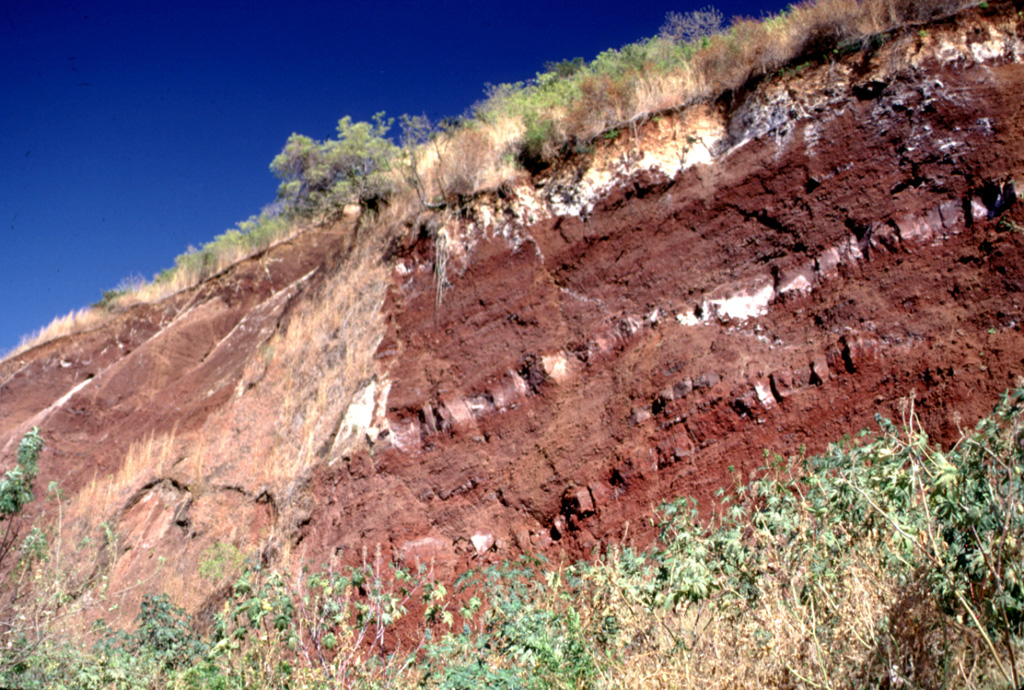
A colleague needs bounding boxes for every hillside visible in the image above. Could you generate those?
[2,1,1024,686]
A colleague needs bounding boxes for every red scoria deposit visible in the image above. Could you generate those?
[2,1,1023,627]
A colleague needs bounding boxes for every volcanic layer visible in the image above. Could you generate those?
[1,2,1023,623]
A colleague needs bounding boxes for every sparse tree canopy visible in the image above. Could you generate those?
[660,6,724,45]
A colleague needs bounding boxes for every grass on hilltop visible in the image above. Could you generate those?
[2,0,981,361]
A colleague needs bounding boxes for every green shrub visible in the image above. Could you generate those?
[420,391,1024,688]
[423,556,598,689]
[148,206,292,290]
[101,594,208,669]
[6,391,1024,688]
[0,428,43,568]
[520,115,558,171]
[542,57,584,80]
[270,112,399,220]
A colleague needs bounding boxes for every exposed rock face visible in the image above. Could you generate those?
[2,3,1024,622]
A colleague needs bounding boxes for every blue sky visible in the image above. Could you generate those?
[1,0,783,354]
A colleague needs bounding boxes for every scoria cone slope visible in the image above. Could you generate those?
[2,2,1023,624]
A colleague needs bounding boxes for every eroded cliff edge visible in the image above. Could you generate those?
[1,2,1023,623]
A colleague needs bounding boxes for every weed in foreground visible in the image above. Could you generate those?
[5,389,1024,687]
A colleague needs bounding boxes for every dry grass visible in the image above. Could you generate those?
[399,0,976,185]
[72,429,181,527]
[405,120,522,206]
[114,220,309,310]
[3,307,111,360]
[118,430,179,486]
[487,534,1006,690]
[632,66,699,119]
[248,215,393,485]
[431,392,1024,688]
[0,4,1010,686]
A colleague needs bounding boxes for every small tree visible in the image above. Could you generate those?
[399,114,451,209]
[270,112,399,221]
[268,133,320,208]
[660,6,724,46]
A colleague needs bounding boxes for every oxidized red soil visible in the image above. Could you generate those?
[303,5,1024,571]
[1,1,1023,626]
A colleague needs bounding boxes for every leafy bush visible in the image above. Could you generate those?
[207,547,430,688]
[6,391,1024,688]
[422,557,598,690]
[85,594,210,688]
[0,428,43,568]
[520,115,559,171]
[542,57,584,80]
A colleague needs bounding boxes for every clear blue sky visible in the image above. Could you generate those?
[1,0,783,355]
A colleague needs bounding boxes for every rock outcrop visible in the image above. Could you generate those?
[1,2,1023,625]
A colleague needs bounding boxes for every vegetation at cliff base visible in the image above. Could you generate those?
[4,389,1024,688]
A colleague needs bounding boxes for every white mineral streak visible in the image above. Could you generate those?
[541,352,571,384]
[704,282,775,322]
[754,381,775,409]
[332,379,377,452]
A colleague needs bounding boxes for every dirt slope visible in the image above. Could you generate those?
[1,2,1023,624]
